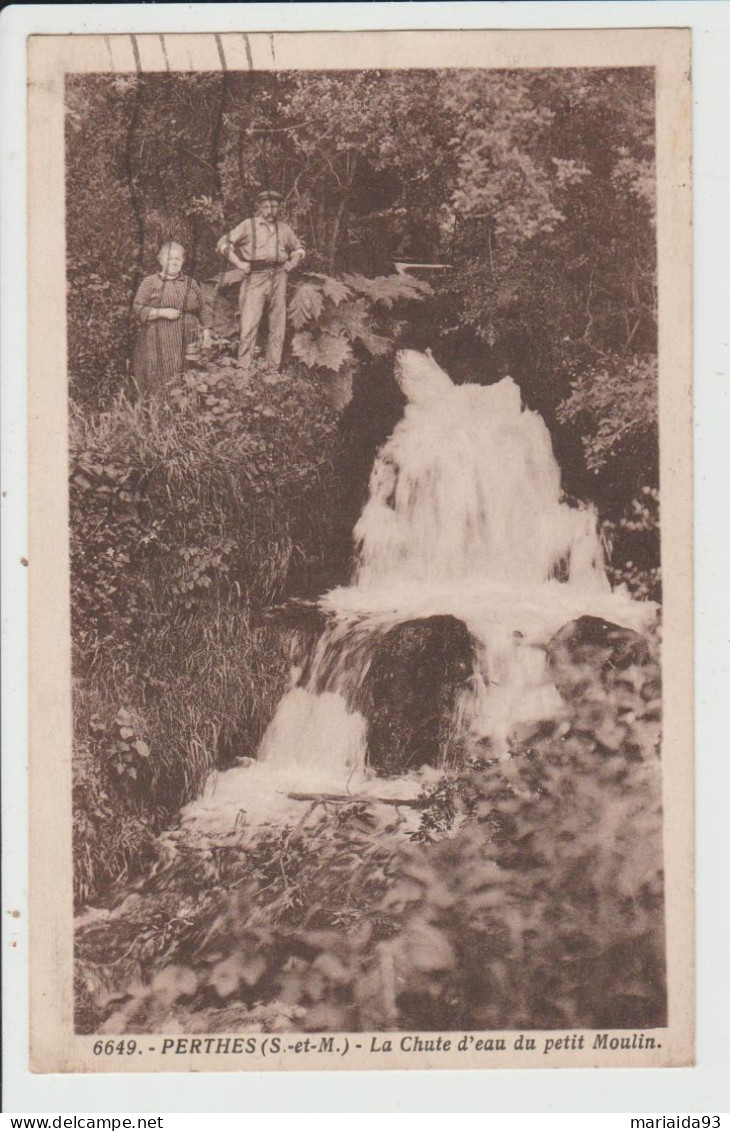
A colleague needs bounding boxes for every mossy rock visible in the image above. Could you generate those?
[361,615,475,774]
[547,615,652,700]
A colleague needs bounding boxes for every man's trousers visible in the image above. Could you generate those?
[237,267,288,369]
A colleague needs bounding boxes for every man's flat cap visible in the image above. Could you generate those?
[256,189,283,204]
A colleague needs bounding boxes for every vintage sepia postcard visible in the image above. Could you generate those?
[27,26,692,1074]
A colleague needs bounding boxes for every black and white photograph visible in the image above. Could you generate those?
[24,27,693,1074]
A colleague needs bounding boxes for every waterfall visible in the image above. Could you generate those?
[255,350,653,784]
[354,355,608,591]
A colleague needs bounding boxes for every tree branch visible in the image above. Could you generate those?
[247,120,322,135]
[285,791,425,808]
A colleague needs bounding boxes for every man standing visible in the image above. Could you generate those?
[216,190,305,373]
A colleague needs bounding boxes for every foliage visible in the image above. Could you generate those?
[602,487,661,601]
[66,67,655,378]
[201,268,432,376]
[216,70,457,274]
[65,79,140,405]
[556,354,658,475]
[432,69,658,539]
[70,363,341,903]
[438,69,656,371]
[556,354,660,599]
[289,272,431,373]
[73,727,158,907]
[77,638,664,1034]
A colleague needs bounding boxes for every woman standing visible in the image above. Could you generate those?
[132,242,212,396]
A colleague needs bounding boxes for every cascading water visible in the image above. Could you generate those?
[259,350,652,776]
[182,350,654,834]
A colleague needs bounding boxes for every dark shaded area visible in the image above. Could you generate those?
[327,357,407,584]
[361,615,476,773]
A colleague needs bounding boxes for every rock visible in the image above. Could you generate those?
[262,601,333,681]
[547,615,652,699]
[263,600,327,634]
[360,615,475,774]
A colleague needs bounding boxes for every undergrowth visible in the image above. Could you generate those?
[71,362,340,905]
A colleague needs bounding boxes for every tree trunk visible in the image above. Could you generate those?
[327,155,358,273]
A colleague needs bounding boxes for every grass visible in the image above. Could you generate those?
[70,361,341,905]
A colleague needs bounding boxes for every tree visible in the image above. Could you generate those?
[217,70,457,273]
[434,69,656,406]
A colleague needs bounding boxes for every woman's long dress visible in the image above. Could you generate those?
[132,273,212,395]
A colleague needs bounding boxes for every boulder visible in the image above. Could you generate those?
[361,615,475,774]
[547,615,652,699]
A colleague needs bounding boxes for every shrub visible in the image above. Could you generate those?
[393,646,664,1031]
[67,269,135,409]
[288,272,432,373]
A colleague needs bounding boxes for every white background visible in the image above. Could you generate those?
[2,1,729,1115]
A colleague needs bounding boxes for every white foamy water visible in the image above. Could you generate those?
[258,688,366,784]
[183,350,656,835]
[355,365,608,593]
[178,738,437,841]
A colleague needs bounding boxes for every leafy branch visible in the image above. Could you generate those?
[287,271,432,374]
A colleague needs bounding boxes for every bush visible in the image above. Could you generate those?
[67,269,136,409]
[393,646,664,1031]
[288,272,432,373]
[70,361,340,904]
